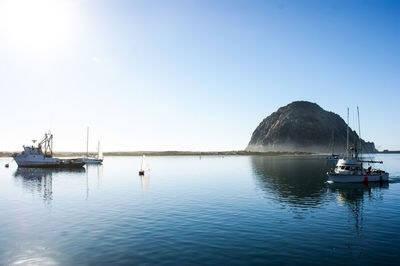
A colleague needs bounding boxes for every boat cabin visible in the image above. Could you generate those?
[22,146,42,155]
[334,159,362,174]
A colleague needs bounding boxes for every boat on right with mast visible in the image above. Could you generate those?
[83,127,103,165]
[327,107,389,183]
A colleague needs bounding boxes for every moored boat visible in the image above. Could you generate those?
[83,127,103,165]
[12,132,86,168]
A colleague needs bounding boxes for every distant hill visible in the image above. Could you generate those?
[246,101,377,153]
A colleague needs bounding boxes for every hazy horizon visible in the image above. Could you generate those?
[1,0,399,152]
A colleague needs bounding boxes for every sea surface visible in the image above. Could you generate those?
[1,154,400,265]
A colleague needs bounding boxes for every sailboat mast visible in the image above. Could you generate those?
[357,106,361,158]
[86,127,89,158]
[346,108,349,158]
[141,155,145,171]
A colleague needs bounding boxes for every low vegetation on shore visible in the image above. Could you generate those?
[0,151,312,157]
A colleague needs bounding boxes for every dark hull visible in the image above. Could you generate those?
[17,162,86,168]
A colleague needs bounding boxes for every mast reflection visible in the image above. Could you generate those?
[85,164,103,199]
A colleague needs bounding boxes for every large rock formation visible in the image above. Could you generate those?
[246,101,377,153]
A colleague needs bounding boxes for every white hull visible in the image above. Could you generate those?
[327,172,389,183]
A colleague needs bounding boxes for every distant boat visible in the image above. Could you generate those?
[12,132,86,168]
[139,155,150,175]
[327,107,389,183]
[326,154,339,161]
[326,130,339,161]
[83,127,103,165]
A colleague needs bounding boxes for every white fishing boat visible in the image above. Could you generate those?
[83,127,103,164]
[12,132,86,168]
[327,108,389,183]
[328,157,388,183]
[139,155,150,175]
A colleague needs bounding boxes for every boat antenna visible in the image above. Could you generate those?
[50,132,53,157]
[346,107,349,158]
[86,126,89,158]
[357,106,361,159]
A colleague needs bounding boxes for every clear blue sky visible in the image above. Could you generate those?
[0,0,399,151]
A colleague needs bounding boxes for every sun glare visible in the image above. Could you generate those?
[0,0,74,52]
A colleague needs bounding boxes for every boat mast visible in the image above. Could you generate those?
[86,127,89,158]
[39,132,53,157]
[346,108,349,158]
[50,133,53,157]
[357,106,361,160]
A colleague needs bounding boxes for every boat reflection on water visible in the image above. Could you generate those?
[13,167,85,202]
[329,182,389,225]
[251,156,330,210]
[328,182,389,256]
[140,175,150,193]
[328,182,389,205]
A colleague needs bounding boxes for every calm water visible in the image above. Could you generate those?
[1,155,400,265]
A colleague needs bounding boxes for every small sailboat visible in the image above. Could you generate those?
[139,155,150,175]
[83,127,103,164]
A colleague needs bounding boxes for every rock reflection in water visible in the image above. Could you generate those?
[251,156,330,209]
[13,167,85,202]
